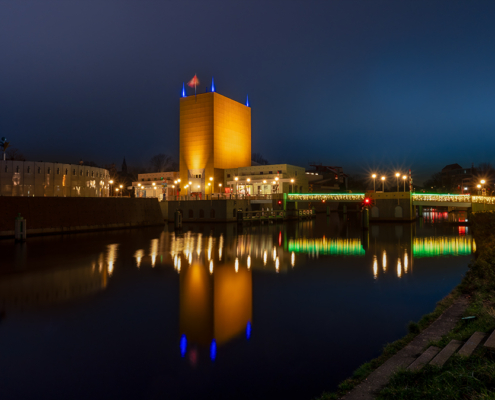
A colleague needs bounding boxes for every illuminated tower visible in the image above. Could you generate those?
[179,91,251,195]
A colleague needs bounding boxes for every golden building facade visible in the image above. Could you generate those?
[179,92,251,195]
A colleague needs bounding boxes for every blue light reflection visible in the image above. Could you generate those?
[211,77,215,92]
[182,83,186,98]
[246,94,250,107]
[210,339,217,361]
[180,334,187,357]
[246,321,252,340]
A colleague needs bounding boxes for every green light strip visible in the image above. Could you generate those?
[412,237,472,257]
[288,238,365,256]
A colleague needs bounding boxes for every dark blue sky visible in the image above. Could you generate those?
[1,1,495,183]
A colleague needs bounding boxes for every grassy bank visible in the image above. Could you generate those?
[375,211,495,399]
[316,211,495,400]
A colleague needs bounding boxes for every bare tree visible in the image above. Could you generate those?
[252,152,270,165]
[149,154,177,172]
[6,147,25,161]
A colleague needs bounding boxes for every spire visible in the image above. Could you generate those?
[182,82,186,98]
[122,157,128,174]
[246,94,250,107]
[211,77,215,92]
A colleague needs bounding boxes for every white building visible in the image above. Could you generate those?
[132,171,179,201]
[0,160,110,197]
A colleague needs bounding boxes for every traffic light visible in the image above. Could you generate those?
[362,197,372,209]
[277,200,282,205]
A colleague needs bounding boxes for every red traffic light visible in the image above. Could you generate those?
[277,200,282,205]
[364,198,371,204]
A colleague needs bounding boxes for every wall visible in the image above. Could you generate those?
[0,160,109,197]
[0,197,163,237]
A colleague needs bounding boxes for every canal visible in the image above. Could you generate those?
[0,211,472,400]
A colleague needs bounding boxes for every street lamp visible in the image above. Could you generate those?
[381,176,385,192]
[109,179,114,196]
[371,174,376,192]
[395,173,400,192]
[290,178,294,193]
[402,175,407,192]
[119,184,123,197]
[234,176,238,195]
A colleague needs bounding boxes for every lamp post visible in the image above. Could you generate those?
[402,175,407,192]
[263,180,267,195]
[119,184,123,197]
[218,183,222,197]
[395,173,400,192]
[115,188,119,196]
[381,176,385,192]
[371,174,376,192]
[477,184,481,195]
[275,176,279,194]
[290,178,294,193]
[209,177,213,195]
[247,178,251,196]
[109,180,114,197]
[481,179,486,195]
[234,176,238,196]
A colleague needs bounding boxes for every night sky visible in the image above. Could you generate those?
[2,1,495,183]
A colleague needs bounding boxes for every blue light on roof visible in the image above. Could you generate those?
[211,77,215,92]
[246,94,250,107]
[210,339,217,361]
[180,334,187,357]
[182,82,186,98]
[246,321,252,340]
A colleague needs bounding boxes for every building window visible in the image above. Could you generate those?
[16,166,20,173]
[227,174,231,178]
[260,172,263,175]
[27,166,31,173]
[141,179,144,181]
[65,169,68,175]
[278,170,282,174]
[199,209,204,218]
[73,169,76,175]
[86,171,89,177]
[269,171,273,174]
[188,209,194,218]
[48,168,51,174]
[92,171,94,177]
[80,170,83,176]
[4,166,7,173]
[56,168,60,174]
[295,171,297,176]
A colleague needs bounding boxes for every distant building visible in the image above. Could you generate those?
[441,163,475,192]
[131,171,179,201]
[305,164,347,192]
[224,164,308,195]
[0,160,110,197]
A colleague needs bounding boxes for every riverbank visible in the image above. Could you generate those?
[317,211,495,400]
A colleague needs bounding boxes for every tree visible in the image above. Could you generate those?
[252,152,270,165]
[149,154,177,172]
[5,147,25,161]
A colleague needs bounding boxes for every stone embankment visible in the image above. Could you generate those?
[0,197,164,237]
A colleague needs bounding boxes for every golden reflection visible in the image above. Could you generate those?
[404,251,409,273]
[247,255,251,269]
[263,250,267,266]
[219,234,224,261]
[196,233,202,256]
[177,257,181,273]
[382,250,387,272]
[275,257,280,273]
[397,258,402,278]
[373,255,378,279]
[134,249,144,268]
[291,251,295,267]
[209,260,213,274]
[235,258,239,273]
[106,244,118,276]
[413,236,472,257]
[150,239,158,267]
[188,252,192,265]
[273,247,277,261]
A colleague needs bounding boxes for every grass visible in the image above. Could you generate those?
[375,210,495,400]
[316,211,495,400]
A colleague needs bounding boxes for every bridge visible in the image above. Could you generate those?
[287,193,495,208]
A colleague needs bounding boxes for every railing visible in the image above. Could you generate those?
[412,194,471,203]
[472,196,495,204]
[166,193,283,201]
[242,210,286,221]
[288,193,365,202]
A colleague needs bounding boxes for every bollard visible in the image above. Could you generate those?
[15,213,26,242]
[362,207,369,230]
[174,209,182,229]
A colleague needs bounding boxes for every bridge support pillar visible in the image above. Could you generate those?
[326,205,330,216]
[343,205,347,215]
[418,205,423,217]
[362,207,369,230]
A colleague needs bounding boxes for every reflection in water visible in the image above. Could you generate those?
[382,251,387,272]
[134,249,144,267]
[373,255,378,279]
[413,236,472,257]
[291,252,295,267]
[404,251,409,273]
[288,238,365,256]
[397,258,402,278]
[106,244,118,276]
[150,239,158,266]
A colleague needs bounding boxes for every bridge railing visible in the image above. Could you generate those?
[472,196,495,204]
[412,194,471,203]
[288,193,365,202]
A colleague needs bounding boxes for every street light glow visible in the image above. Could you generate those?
[481,179,486,184]
[290,179,294,183]
[234,177,238,181]
[381,176,385,181]
[109,180,114,184]
[247,178,251,182]
[395,172,400,177]
[371,174,376,179]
